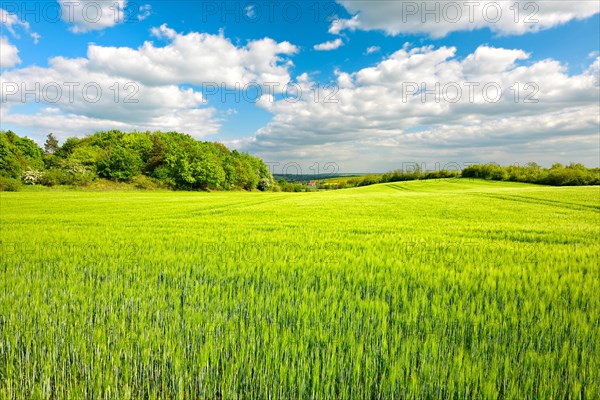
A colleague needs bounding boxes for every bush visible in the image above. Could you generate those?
[257,177,272,191]
[0,177,21,191]
[22,168,43,185]
[38,168,65,186]
[62,161,95,186]
[38,163,95,187]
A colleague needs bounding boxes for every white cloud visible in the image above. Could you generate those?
[296,73,311,83]
[589,57,600,87]
[328,15,360,35]
[0,26,298,140]
[365,46,380,55]
[2,107,220,144]
[138,4,152,21]
[0,7,41,44]
[0,8,29,68]
[314,38,344,51]
[91,24,297,89]
[30,32,41,44]
[0,36,20,68]
[58,0,125,33]
[57,1,152,33]
[332,1,600,38]
[462,47,529,75]
[0,57,219,139]
[150,23,176,40]
[0,8,29,37]
[237,45,600,170]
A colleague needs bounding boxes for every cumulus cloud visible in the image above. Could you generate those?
[57,0,124,33]
[0,26,298,140]
[314,38,344,51]
[0,36,20,68]
[331,1,600,38]
[90,24,297,89]
[57,0,152,33]
[0,57,218,139]
[328,15,360,35]
[236,44,600,170]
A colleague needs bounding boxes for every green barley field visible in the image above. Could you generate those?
[1,179,599,399]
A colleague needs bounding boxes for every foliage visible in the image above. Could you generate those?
[0,176,21,191]
[38,168,65,187]
[61,160,95,186]
[317,162,598,190]
[462,162,600,186]
[1,130,273,191]
[97,146,143,181]
[320,168,461,190]
[21,168,43,185]
[44,133,59,155]
[277,178,307,192]
[0,131,44,179]
[257,177,272,191]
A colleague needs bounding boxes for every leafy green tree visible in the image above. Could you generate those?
[232,154,259,190]
[192,157,226,190]
[56,137,82,158]
[0,132,23,178]
[97,146,142,181]
[0,131,44,178]
[145,134,167,174]
[70,145,102,168]
[44,133,59,155]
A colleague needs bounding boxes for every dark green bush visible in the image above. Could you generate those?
[0,177,21,191]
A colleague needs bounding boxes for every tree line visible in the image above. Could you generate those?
[461,162,599,186]
[0,130,274,191]
[1,130,597,191]
[316,163,599,189]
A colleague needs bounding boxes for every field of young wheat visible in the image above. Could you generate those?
[1,179,599,399]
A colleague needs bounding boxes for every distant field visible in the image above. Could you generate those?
[1,179,599,398]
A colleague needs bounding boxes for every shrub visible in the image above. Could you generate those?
[257,178,272,191]
[38,168,65,186]
[62,161,95,186]
[0,177,21,191]
[22,168,43,185]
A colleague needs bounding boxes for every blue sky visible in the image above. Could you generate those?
[1,1,599,171]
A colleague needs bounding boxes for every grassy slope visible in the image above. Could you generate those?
[1,179,599,398]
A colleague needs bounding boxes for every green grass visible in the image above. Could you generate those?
[1,179,599,399]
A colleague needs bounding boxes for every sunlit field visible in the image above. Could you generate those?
[1,179,599,399]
